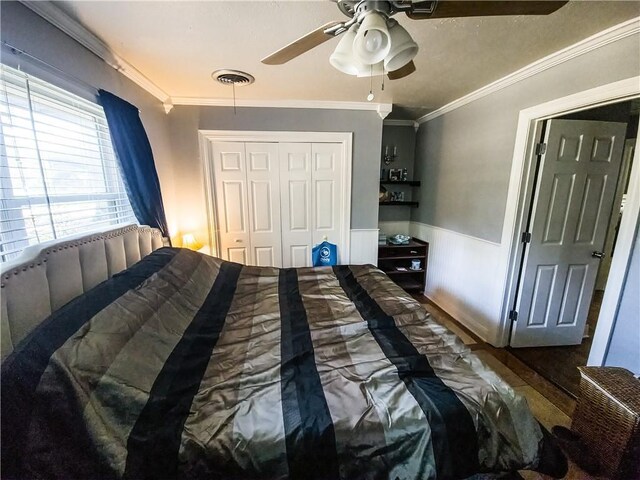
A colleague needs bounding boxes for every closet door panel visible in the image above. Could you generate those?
[280,143,312,267]
[312,143,344,262]
[288,181,309,230]
[289,245,310,268]
[211,142,252,263]
[227,247,249,265]
[315,180,334,230]
[254,246,276,267]
[246,143,282,267]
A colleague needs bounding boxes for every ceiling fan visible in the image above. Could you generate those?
[261,1,568,80]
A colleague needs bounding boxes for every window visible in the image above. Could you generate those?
[0,64,137,262]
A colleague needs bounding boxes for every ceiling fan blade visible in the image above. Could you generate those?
[261,21,343,65]
[406,1,568,19]
[387,60,416,80]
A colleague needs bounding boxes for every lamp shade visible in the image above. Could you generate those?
[329,24,362,75]
[182,233,203,251]
[384,20,419,72]
[353,12,391,65]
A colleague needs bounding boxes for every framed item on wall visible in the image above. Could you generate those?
[388,168,402,181]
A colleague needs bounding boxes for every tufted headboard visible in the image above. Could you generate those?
[0,224,166,359]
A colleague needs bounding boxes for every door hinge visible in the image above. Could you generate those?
[535,142,547,155]
[509,310,518,321]
[521,232,532,243]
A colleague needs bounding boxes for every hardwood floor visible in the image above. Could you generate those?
[506,290,603,397]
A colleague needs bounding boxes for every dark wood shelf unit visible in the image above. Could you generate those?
[379,201,419,207]
[393,279,424,292]
[380,254,424,260]
[380,180,421,187]
[385,268,425,275]
[378,238,428,293]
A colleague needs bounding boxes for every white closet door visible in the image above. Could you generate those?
[279,143,313,267]
[311,143,344,262]
[211,142,251,264]
[245,143,282,267]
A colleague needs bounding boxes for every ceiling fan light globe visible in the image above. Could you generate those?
[329,25,361,75]
[364,30,384,53]
[353,12,391,65]
[384,21,419,72]
[329,54,361,75]
[384,43,418,72]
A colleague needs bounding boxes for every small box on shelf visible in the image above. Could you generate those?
[388,168,402,181]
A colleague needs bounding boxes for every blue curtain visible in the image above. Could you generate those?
[98,90,169,238]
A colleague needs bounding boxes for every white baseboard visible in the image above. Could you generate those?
[409,221,504,344]
[349,229,379,266]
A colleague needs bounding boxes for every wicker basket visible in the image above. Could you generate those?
[571,366,640,479]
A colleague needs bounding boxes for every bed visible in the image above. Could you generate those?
[0,225,566,479]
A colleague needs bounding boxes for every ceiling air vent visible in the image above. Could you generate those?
[211,69,255,86]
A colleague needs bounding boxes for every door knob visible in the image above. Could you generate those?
[592,251,605,259]
[235,239,243,243]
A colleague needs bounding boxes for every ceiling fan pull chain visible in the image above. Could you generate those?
[367,65,374,101]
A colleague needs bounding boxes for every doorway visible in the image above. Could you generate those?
[507,100,638,396]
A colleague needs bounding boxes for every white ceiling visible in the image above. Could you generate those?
[54,1,640,118]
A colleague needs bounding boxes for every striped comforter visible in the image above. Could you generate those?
[1,248,564,479]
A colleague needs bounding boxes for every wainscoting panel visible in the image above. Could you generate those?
[349,229,380,266]
[409,222,504,344]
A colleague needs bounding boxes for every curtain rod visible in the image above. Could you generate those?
[1,41,99,96]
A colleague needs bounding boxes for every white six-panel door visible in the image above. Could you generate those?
[211,142,251,264]
[245,143,282,267]
[511,120,627,347]
[311,143,344,263]
[211,141,344,268]
[279,143,313,267]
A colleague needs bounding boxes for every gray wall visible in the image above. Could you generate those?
[168,105,383,246]
[379,125,416,223]
[605,218,640,374]
[1,2,383,248]
[0,1,176,229]
[412,33,640,242]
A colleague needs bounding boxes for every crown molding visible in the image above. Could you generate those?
[172,97,393,118]
[417,16,640,125]
[21,1,171,106]
[18,0,390,120]
[383,119,420,130]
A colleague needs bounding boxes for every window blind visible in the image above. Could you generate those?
[0,64,137,262]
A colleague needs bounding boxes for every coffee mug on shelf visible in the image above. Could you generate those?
[411,259,421,270]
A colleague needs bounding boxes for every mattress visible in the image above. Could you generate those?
[1,248,566,479]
